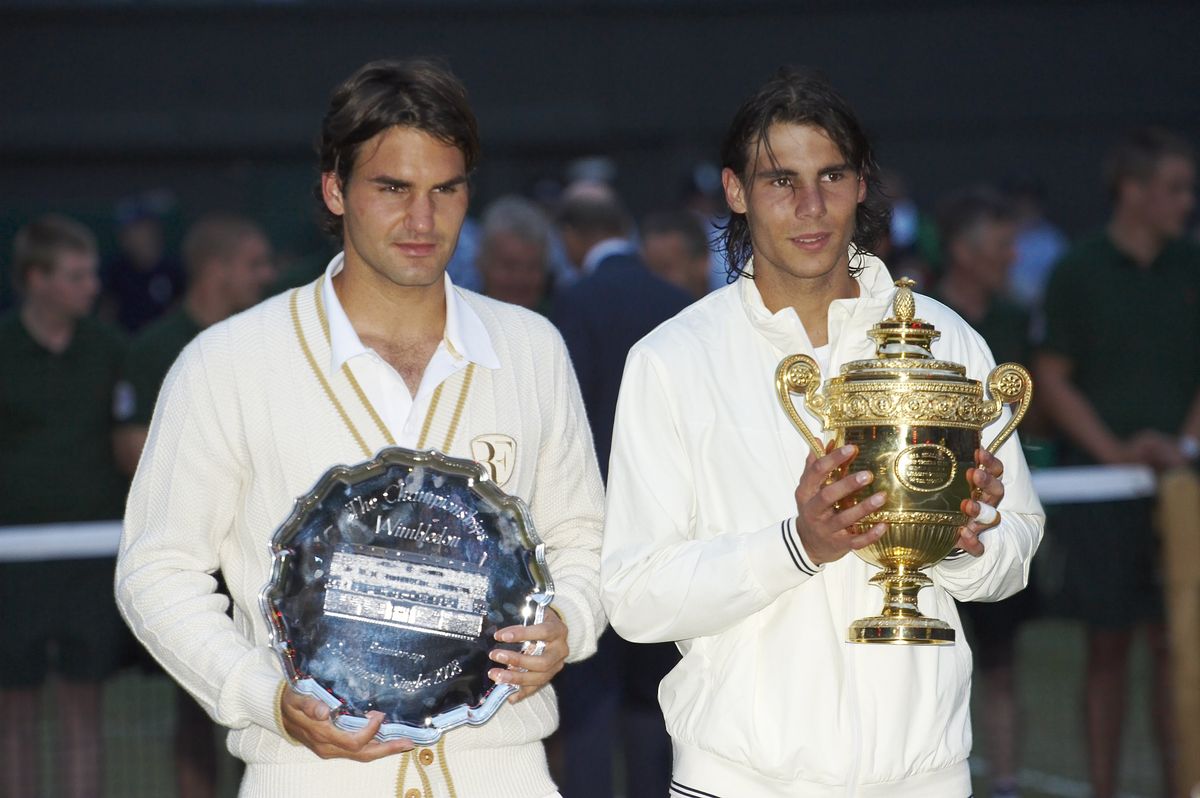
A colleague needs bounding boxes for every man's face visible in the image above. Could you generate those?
[223,233,276,311]
[558,226,589,270]
[641,231,709,297]
[28,250,100,319]
[953,219,1017,296]
[479,230,548,309]
[322,126,469,290]
[722,122,866,286]
[118,218,165,270]
[1130,155,1196,240]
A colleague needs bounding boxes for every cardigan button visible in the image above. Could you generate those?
[418,747,435,766]
[404,789,421,798]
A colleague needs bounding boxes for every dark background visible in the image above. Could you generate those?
[3,0,1198,263]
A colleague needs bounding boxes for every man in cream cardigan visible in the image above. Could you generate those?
[116,59,605,798]
[601,69,1044,797]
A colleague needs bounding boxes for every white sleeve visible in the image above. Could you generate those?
[930,330,1045,601]
[115,334,284,734]
[601,347,822,644]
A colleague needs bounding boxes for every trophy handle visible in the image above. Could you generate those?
[775,354,826,458]
[982,362,1033,454]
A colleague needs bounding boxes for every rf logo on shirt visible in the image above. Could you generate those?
[471,434,516,487]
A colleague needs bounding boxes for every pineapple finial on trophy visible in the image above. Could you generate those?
[893,277,917,322]
[868,278,940,358]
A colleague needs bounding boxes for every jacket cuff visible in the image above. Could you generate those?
[273,680,304,746]
[548,589,596,663]
[218,645,288,736]
[744,516,825,600]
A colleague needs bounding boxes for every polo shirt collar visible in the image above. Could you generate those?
[320,252,500,375]
[582,237,637,274]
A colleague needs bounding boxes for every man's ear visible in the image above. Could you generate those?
[321,172,346,217]
[722,167,747,215]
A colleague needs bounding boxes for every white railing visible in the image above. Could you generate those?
[0,465,1158,563]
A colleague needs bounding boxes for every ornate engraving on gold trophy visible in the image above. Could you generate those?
[775,278,1032,644]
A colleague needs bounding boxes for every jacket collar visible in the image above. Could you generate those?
[737,250,896,361]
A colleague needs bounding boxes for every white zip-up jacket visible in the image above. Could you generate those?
[601,255,1044,798]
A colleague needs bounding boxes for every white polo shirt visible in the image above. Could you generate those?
[320,253,500,444]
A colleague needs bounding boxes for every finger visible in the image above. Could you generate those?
[325,713,415,761]
[976,448,1004,478]
[961,497,1001,529]
[495,618,562,644]
[825,491,886,531]
[490,664,559,689]
[968,467,1004,505]
[815,469,875,509]
[844,522,887,550]
[488,646,565,673]
[973,501,999,527]
[955,524,986,556]
[342,736,416,762]
[286,692,331,723]
[508,684,543,704]
[800,444,859,492]
[342,711,387,750]
[355,739,417,761]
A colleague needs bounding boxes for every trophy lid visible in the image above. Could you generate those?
[841,278,966,380]
[867,278,939,358]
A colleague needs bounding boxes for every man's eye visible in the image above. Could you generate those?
[771,177,792,188]
[435,184,459,194]
[823,172,844,183]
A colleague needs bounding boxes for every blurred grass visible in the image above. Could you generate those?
[969,618,1162,798]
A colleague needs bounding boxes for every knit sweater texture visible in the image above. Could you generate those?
[116,278,605,798]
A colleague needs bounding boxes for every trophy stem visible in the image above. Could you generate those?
[847,565,955,645]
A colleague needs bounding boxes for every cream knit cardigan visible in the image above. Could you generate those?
[116,278,606,797]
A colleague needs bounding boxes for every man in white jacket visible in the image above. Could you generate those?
[116,59,604,798]
[601,68,1044,797]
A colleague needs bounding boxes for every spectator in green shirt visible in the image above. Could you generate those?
[933,187,1035,798]
[1036,127,1200,798]
[113,213,274,798]
[114,213,275,475]
[0,214,126,798]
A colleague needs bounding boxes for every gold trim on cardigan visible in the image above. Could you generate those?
[412,749,434,797]
[294,278,478,456]
[314,279,395,447]
[394,750,411,798]
[290,288,372,459]
[435,737,459,797]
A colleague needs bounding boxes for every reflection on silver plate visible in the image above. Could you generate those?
[261,447,553,744]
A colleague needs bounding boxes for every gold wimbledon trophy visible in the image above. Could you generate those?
[775,278,1032,645]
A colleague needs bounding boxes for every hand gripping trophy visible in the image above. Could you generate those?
[775,278,1032,644]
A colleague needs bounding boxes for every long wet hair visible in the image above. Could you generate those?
[719,67,889,281]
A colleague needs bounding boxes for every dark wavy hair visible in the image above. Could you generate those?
[719,67,889,281]
[315,58,481,239]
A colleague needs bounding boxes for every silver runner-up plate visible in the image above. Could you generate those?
[261,447,553,744]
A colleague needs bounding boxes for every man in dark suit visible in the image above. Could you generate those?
[551,184,692,798]
[554,185,694,478]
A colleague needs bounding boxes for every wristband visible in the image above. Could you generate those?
[1181,435,1200,462]
[274,681,303,746]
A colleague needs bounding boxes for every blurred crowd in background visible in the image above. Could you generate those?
[1,114,1197,798]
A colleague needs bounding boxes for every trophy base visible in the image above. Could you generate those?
[848,616,955,645]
